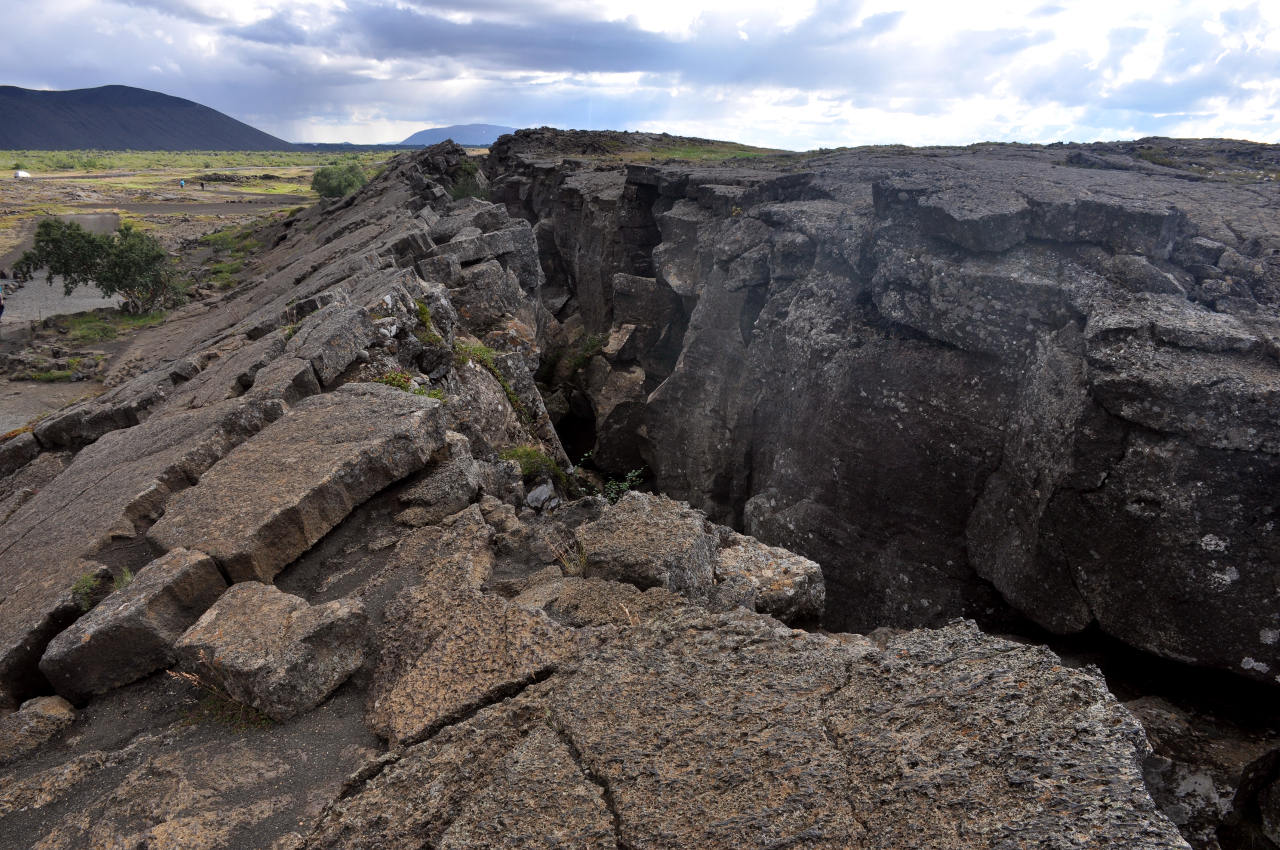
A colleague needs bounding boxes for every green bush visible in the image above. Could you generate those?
[501,445,567,488]
[603,468,645,503]
[311,163,367,198]
[14,220,178,314]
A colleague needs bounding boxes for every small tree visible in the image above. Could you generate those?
[311,163,367,198]
[14,220,178,314]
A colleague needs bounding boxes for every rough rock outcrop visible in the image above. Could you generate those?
[0,137,1229,847]
[497,133,1280,687]
[39,548,226,703]
[176,582,368,721]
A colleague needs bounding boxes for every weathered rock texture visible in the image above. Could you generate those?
[0,136,1232,847]
[176,582,368,721]
[39,548,226,703]
[492,131,1280,688]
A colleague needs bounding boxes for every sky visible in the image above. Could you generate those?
[2,0,1278,150]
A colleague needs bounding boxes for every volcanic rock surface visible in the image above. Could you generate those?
[1,132,1274,847]
[488,130,1280,690]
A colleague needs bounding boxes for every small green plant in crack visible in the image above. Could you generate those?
[414,300,444,347]
[564,333,606,373]
[500,445,568,489]
[374,368,428,395]
[282,322,300,341]
[112,568,134,593]
[426,388,446,401]
[454,341,532,424]
[71,572,101,612]
[603,468,645,504]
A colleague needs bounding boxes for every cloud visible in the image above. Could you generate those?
[0,0,1276,148]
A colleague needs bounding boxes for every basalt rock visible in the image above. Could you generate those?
[175,582,368,722]
[500,133,1280,688]
[0,138,1224,847]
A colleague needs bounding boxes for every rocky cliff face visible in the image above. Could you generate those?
[488,131,1280,693]
[0,135,1267,847]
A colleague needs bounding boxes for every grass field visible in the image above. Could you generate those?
[2,149,402,174]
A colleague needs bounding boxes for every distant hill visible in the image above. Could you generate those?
[0,85,294,151]
[400,124,517,147]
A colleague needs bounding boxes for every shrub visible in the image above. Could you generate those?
[501,445,567,488]
[311,163,367,198]
[72,572,101,612]
[603,468,645,503]
[13,220,178,314]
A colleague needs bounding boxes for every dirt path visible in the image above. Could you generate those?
[0,378,96,433]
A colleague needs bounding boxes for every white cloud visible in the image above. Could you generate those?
[0,0,1276,147]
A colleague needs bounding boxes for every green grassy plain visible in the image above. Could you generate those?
[3,149,400,174]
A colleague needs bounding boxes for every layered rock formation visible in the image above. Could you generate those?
[0,134,1268,847]
[489,131,1280,691]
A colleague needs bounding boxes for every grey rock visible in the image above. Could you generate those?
[524,482,557,510]
[39,549,227,703]
[394,431,481,527]
[149,384,445,583]
[575,491,716,596]
[0,432,39,477]
[175,582,367,721]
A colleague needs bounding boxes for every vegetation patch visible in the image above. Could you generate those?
[373,368,428,395]
[64,310,166,342]
[112,568,135,593]
[564,333,606,373]
[311,162,368,198]
[454,340,531,423]
[603,468,645,504]
[27,368,75,382]
[169,666,273,732]
[414,299,444,346]
[71,572,103,612]
[500,445,568,489]
[448,157,486,200]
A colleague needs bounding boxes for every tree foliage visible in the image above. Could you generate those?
[14,219,178,314]
[310,163,367,198]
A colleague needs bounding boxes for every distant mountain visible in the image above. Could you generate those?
[0,85,294,150]
[400,124,517,147]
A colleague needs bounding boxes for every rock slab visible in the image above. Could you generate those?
[149,383,446,582]
[175,582,368,721]
[39,548,227,703]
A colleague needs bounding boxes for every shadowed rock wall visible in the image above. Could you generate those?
[491,133,1280,688]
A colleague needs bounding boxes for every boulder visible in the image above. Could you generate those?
[39,549,227,703]
[0,696,75,766]
[0,432,39,477]
[175,582,367,721]
[575,491,716,595]
[712,530,824,624]
[149,383,446,583]
[394,431,481,527]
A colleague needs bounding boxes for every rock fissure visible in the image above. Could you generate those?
[549,721,632,850]
[3,133,1277,848]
